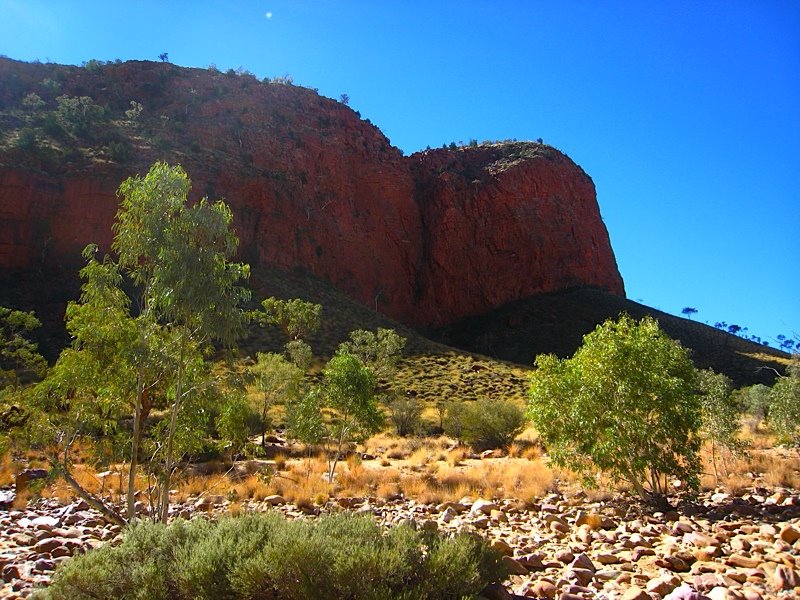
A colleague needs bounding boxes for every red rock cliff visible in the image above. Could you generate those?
[0,58,624,328]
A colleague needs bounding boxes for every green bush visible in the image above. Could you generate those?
[768,359,800,445]
[443,399,525,450]
[459,399,526,451]
[443,399,466,440]
[388,396,423,436]
[35,513,507,600]
[528,314,701,502]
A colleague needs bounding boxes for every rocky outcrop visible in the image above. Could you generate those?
[0,58,624,328]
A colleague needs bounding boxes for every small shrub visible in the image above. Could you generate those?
[13,127,37,151]
[106,141,129,163]
[460,399,526,451]
[443,399,466,441]
[36,513,507,600]
[768,359,800,445]
[388,396,423,436]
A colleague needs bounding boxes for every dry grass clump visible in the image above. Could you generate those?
[0,453,15,486]
[364,433,452,462]
[272,456,331,506]
[699,442,800,492]
[227,474,272,502]
[446,447,470,467]
[390,458,555,504]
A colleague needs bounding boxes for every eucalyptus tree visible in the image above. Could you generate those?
[114,162,250,522]
[251,352,303,447]
[24,248,157,524]
[258,297,321,369]
[320,352,383,481]
[19,163,250,524]
[528,314,702,505]
[285,352,383,481]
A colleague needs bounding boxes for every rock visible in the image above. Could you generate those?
[741,589,762,600]
[30,515,58,530]
[15,469,48,494]
[0,489,14,508]
[33,537,66,554]
[471,499,499,515]
[565,567,594,587]
[1,564,20,583]
[500,555,528,575]
[439,507,457,524]
[555,549,575,564]
[262,495,286,506]
[478,583,514,600]
[772,564,800,591]
[490,539,514,557]
[33,558,55,572]
[531,580,556,599]
[549,521,569,534]
[569,553,596,573]
[664,584,710,600]
[779,525,800,544]
[706,587,737,600]
[490,509,508,523]
[684,532,716,548]
[647,574,679,596]
[621,585,651,600]
[517,553,545,570]
[726,554,762,569]
[0,62,625,332]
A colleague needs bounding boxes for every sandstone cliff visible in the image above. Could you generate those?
[0,58,624,328]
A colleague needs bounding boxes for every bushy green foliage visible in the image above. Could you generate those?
[0,306,46,391]
[250,352,303,446]
[698,369,749,479]
[215,393,261,458]
[337,328,406,381]
[768,359,800,445]
[35,513,507,600]
[735,383,771,431]
[259,297,321,342]
[388,396,424,437]
[457,399,526,451]
[286,351,382,479]
[528,314,702,502]
[55,95,104,137]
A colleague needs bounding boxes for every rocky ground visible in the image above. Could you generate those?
[1,484,799,599]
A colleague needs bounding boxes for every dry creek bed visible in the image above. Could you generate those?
[1,485,799,599]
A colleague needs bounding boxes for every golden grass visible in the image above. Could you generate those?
[698,438,800,492]
[0,453,14,486]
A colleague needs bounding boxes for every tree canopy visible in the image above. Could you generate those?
[528,314,702,503]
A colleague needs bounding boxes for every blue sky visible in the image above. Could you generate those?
[2,0,798,346]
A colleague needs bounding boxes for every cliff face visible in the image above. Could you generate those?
[0,58,624,328]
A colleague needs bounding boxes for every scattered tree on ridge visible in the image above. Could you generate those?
[528,314,702,505]
[681,307,698,320]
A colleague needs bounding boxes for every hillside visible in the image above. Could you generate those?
[434,286,789,387]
